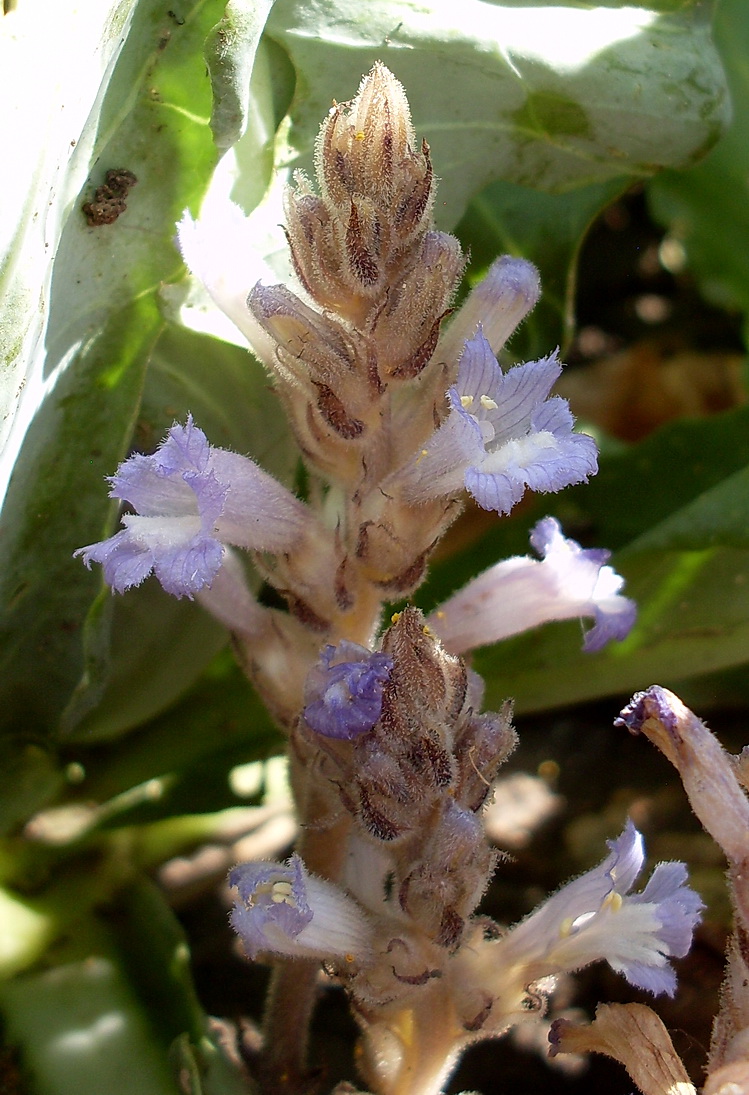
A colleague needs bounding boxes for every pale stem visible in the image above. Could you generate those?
[366,985,466,1095]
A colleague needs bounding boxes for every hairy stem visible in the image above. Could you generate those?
[258,957,320,1094]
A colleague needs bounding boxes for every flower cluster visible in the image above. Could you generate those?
[76,62,699,1095]
[230,615,700,1094]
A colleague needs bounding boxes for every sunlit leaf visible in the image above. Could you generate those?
[0,0,274,742]
[264,0,728,230]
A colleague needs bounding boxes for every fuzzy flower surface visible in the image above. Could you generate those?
[490,820,703,997]
[400,329,598,514]
[76,417,309,598]
[303,640,393,739]
[429,516,636,654]
[229,854,374,962]
[438,254,541,364]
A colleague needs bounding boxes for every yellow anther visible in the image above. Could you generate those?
[345,953,355,963]
[479,395,498,410]
[391,611,402,624]
[355,130,366,141]
[602,890,623,913]
[415,448,429,465]
[460,395,474,409]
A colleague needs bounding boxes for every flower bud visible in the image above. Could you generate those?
[373,232,464,379]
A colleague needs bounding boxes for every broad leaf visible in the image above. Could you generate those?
[648,0,749,328]
[264,0,729,229]
[0,0,273,742]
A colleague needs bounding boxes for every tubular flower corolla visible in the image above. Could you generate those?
[229,854,375,962]
[428,516,636,654]
[76,416,309,598]
[399,329,598,514]
[489,819,703,997]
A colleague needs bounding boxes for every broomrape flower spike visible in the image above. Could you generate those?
[397,328,598,514]
[76,416,310,598]
[76,60,706,1095]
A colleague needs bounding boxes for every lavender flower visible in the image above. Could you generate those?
[398,329,598,514]
[229,853,374,962]
[76,416,309,598]
[438,255,541,366]
[490,820,703,997]
[303,641,393,739]
[429,516,636,654]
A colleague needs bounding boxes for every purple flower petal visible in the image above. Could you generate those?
[303,641,393,739]
[76,416,309,599]
[428,516,636,654]
[229,855,313,959]
[399,330,598,514]
[229,854,375,962]
[493,819,703,997]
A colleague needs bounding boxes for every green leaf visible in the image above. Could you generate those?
[205,0,277,151]
[0,0,139,464]
[566,402,749,550]
[0,1,231,741]
[648,0,749,320]
[455,176,628,357]
[264,0,729,229]
[0,916,183,1095]
[65,649,280,811]
[0,298,162,739]
[108,879,206,1046]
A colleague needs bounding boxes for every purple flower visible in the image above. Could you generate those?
[399,330,598,514]
[229,854,374,961]
[438,255,541,366]
[76,416,309,598]
[428,517,636,654]
[492,820,703,997]
[303,641,393,739]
